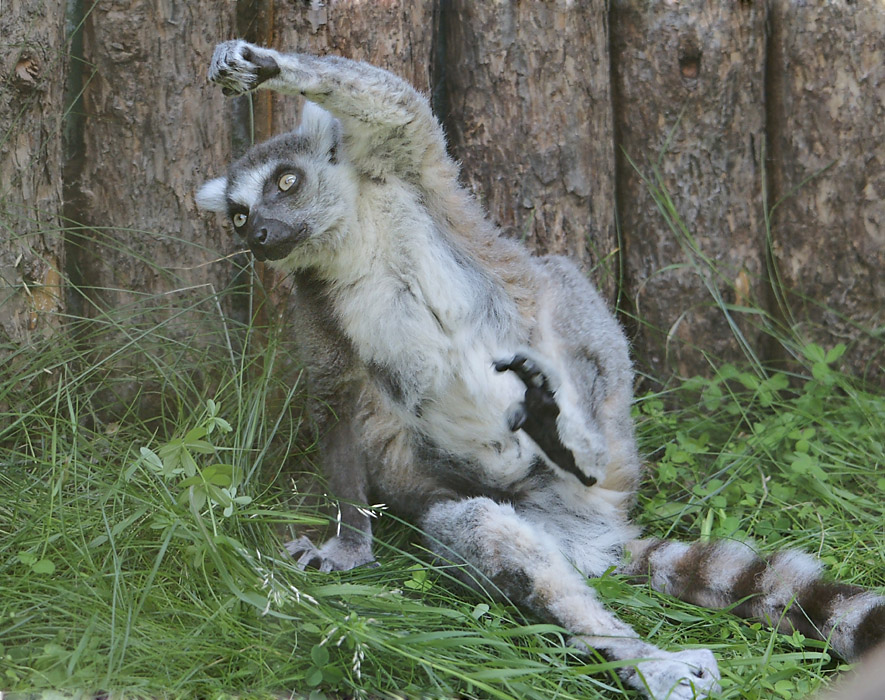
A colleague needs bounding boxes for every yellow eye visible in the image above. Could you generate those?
[233,213,247,228]
[278,173,298,191]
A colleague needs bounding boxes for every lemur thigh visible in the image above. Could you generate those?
[535,256,640,494]
[422,498,720,700]
[501,257,640,492]
[208,41,446,178]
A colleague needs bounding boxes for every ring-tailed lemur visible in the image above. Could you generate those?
[195,40,884,699]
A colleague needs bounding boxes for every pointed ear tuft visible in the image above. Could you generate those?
[195,176,229,212]
[299,101,342,162]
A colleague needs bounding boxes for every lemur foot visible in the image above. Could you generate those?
[494,354,556,431]
[629,649,721,700]
[209,40,280,96]
[571,639,720,700]
[495,354,596,487]
[285,535,376,573]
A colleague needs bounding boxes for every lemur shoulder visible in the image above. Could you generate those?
[196,40,885,700]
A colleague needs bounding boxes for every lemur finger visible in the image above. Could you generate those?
[493,356,523,373]
[241,46,280,83]
[209,41,278,95]
[494,354,550,391]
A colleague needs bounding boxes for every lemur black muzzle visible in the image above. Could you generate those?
[245,211,309,261]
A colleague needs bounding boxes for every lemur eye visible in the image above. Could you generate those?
[278,173,298,191]
[232,213,247,228]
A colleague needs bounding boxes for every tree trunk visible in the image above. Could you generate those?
[767,1,884,383]
[4,1,882,395]
[611,0,768,379]
[63,0,239,419]
[0,0,67,355]
[439,0,618,298]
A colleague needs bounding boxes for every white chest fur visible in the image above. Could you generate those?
[325,181,536,482]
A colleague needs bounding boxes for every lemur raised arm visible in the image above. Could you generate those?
[196,40,884,700]
[209,43,446,181]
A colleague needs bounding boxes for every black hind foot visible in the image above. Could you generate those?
[494,355,556,431]
[495,354,596,487]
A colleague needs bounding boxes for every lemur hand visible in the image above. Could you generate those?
[208,40,280,96]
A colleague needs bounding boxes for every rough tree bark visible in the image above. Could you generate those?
[0,0,67,356]
[63,0,239,417]
[439,0,618,298]
[611,0,768,379]
[4,1,882,395]
[767,1,884,383]
[67,1,237,311]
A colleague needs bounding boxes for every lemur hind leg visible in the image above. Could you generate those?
[285,414,375,573]
[422,497,720,700]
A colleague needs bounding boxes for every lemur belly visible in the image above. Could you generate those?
[377,320,534,482]
[414,344,538,485]
[334,274,536,484]
[330,188,537,483]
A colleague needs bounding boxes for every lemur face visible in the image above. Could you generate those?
[196,103,353,265]
[222,160,313,262]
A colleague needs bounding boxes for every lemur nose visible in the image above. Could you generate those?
[255,228,268,245]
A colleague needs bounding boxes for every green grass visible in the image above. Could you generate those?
[2,191,883,700]
[0,275,621,700]
[2,263,882,700]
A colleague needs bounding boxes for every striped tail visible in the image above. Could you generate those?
[619,538,885,661]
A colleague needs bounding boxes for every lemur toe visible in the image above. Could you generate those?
[495,354,551,391]
[285,536,325,571]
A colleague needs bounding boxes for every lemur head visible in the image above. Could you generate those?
[196,102,355,265]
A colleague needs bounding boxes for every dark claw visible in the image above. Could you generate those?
[494,356,524,373]
[507,404,528,432]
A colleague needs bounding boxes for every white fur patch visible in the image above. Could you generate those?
[300,101,340,155]
[229,163,276,209]
[828,592,883,656]
[648,542,691,595]
[761,549,823,608]
[709,541,761,592]
[195,176,229,212]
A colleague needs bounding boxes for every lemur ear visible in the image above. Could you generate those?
[299,101,342,163]
[195,176,229,212]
